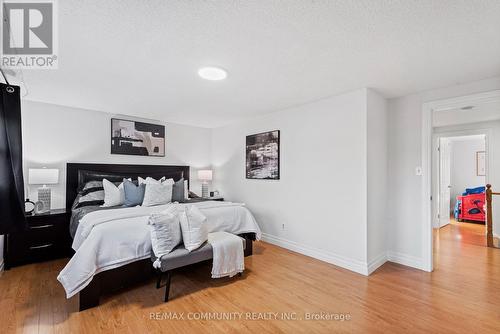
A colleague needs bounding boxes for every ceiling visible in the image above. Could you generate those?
[11,0,500,128]
[446,134,485,143]
[433,98,500,127]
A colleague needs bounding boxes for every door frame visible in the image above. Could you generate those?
[435,136,452,228]
[422,89,500,272]
[432,131,489,229]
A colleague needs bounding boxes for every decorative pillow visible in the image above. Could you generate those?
[148,205,182,258]
[83,180,126,190]
[138,176,166,185]
[163,178,174,184]
[179,205,208,252]
[172,178,185,202]
[102,178,130,207]
[184,180,189,200]
[142,180,174,207]
[75,191,104,208]
[82,180,103,191]
[75,181,105,208]
[123,178,146,207]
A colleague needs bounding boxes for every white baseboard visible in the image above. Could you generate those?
[261,233,370,276]
[387,251,426,271]
[260,233,427,274]
[367,252,388,275]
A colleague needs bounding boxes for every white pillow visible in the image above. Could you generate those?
[142,182,174,207]
[163,178,174,185]
[138,176,165,185]
[149,205,182,258]
[179,205,208,252]
[102,178,130,207]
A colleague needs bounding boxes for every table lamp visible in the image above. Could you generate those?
[28,168,59,213]
[197,170,213,198]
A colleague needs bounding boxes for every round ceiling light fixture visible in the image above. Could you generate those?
[198,66,227,81]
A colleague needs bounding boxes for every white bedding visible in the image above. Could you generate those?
[57,201,261,298]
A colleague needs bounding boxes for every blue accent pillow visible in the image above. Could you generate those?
[123,178,146,207]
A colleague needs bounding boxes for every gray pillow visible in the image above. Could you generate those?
[149,206,182,259]
[82,180,103,191]
[172,178,185,202]
[79,189,105,202]
[123,178,146,207]
[76,181,105,208]
[82,180,126,190]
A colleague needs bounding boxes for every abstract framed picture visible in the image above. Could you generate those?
[246,130,280,180]
[111,118,165,156]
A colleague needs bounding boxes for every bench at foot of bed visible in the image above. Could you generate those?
[154,236,249,303]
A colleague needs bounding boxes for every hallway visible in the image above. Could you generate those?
[434,219,498,270]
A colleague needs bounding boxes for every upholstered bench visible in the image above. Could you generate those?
[152,238,248,302]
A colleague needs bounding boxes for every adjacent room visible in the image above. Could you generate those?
[1,1,500,333]
[434,135,486,227]
[450,135,487,225]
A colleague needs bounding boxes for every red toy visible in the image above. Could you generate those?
[456,193,486,223]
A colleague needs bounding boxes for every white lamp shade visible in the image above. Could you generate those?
[197,170,213,181]
[28,168,59,185]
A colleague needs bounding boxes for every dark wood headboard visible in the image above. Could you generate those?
[65,163,190,212]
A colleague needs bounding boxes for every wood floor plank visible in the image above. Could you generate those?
[1,220,500,333]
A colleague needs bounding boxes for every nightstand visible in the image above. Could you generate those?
[187,197,224,203]
[4,209,72,269]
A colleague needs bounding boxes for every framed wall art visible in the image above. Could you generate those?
[111,118,165,156]
[246,130,280,180]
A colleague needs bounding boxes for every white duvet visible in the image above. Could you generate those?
[57,201,261,298]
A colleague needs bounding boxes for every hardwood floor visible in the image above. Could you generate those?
[1,223,500,333]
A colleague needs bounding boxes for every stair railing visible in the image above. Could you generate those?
[486,184,500,248]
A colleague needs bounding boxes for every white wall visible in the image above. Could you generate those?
[388,76,500,269]
[450,137,486,209]
[212,88,388,275]
[366,90,388,271]
[21,100,212,209]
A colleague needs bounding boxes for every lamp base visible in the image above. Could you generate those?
[37,187,51,213]
[201,183,209,198]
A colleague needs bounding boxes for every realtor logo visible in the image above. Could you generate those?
[1,0,58,69]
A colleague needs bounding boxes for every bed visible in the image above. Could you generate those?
[60,163,260,311]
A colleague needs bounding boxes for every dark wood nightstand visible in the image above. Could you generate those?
[186,197,224,203]
[4,209,72,269]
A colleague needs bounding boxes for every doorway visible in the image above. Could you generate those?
[433,134,487,229]
[422,89,500,272]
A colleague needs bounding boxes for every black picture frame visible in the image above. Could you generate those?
[246,130,280,180]
[110,118,165,157]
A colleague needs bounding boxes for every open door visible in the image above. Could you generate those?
[438,138,451,228]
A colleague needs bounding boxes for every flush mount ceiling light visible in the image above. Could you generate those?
[198,67,227,81]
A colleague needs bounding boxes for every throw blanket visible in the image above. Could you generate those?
[208,232,244,278]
